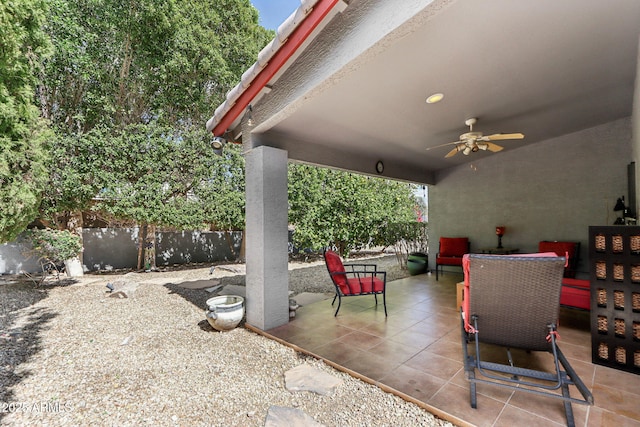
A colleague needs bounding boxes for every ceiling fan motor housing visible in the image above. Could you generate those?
[460,131,482,141]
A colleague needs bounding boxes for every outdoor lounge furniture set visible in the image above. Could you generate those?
[324,239,590,316]
[436,237,589,311]
[323,248,595,426]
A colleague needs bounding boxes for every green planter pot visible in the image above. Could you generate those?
[407,258,427,275]
[407,252,428,275]
[408,252,428,262]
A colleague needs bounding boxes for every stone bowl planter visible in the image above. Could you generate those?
[205,295,245,331]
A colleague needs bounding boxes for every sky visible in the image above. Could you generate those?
[251,0,301,30]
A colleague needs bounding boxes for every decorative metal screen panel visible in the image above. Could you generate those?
[590,226,640,375]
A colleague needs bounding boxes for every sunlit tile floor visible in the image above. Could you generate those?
[266,272,640,426]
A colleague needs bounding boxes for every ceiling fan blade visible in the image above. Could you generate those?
[486,142,504,152]
[445,146,460,158]
[426,140,462,151]
[483,133,524,141]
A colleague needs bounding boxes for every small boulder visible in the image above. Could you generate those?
[108,279,140,298]
[264,406,324,427]
[284,364,343,396]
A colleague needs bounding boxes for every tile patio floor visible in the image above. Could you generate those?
[264,272,640,427]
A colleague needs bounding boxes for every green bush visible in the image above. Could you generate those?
[24,228,82,264]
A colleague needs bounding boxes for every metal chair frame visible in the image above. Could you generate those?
[324,250,387,317]
[461,254,593,427]
[21,258,63,286]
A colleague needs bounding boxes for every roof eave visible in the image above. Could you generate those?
[206,0,348,138]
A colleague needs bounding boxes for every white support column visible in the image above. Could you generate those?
[244,145,289,330]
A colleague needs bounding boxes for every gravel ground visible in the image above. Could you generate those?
[0,255,453,427]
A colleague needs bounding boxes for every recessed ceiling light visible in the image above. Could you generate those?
[426,93,444,104]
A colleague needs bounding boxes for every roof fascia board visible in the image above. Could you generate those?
[207,0,346,136]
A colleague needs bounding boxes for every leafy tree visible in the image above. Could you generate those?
[0,0,52,243]
[93,123,243,229]
[196,148,246,232]
[30,0,271,264]
[288,164,420,257]
[37,127,112,228]
[39,0,272,131]
[159,0,271,125]
[90,123,245,268]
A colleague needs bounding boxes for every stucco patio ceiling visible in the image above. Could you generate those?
[210,0,640,184]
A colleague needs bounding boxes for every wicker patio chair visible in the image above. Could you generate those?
[323,250,387,317]
[461,254,593,427]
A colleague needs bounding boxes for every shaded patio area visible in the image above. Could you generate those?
[262,273,640,426]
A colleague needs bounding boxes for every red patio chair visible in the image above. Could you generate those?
[436,237,470,280]
[538,241,589,310]
[538,241,580,278]
[323,250,387,317]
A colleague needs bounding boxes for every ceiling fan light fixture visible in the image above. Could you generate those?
[426,93,444,104]
[427,118,523,158]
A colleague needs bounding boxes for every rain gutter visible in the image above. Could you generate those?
[206,0,346,138]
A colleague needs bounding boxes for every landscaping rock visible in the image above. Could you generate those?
[284,364,343,396]
[217,265,244,274]
[264,406,325,427]
[108,277,140,298]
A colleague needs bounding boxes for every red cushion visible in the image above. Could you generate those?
[324,251,347,288]
[343,277,384,295]
[440,237,469,257]
[538,241,577,261]
[560,278,590,310]
[436,256,464,266]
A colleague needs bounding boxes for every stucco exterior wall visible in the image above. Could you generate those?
[632,34,640,216]
[428,117,632,279]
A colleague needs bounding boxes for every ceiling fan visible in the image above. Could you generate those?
[426,118,524,158]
